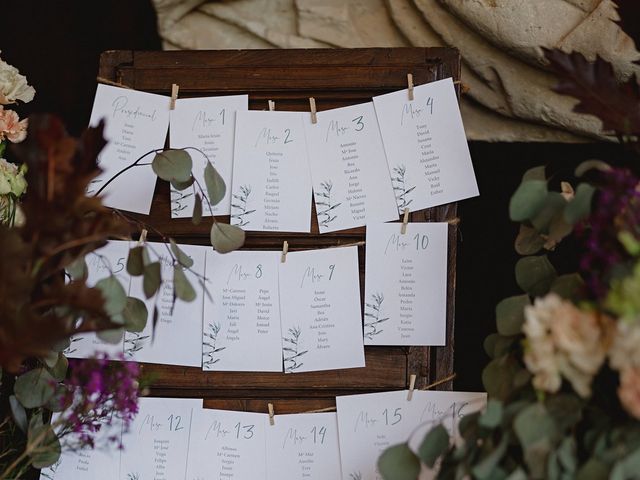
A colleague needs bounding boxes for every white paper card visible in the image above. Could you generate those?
[65,241,131,360]
[336,390,487,480]
[170,95,248,217]
[231,110,312,232]
[364,223,448,346]
[127,242,207,367]
[202,250,283,371]
[119,397,203,480]
[266,413,342,480]
[39,413,122,480]
[185,408,268,480]
[88,84,170,214]
[279,246,365,373]
[304,102,398,232]
[372,78,478,212]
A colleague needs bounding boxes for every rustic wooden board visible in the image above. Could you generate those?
[99,48,461,414]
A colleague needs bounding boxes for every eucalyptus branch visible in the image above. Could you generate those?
[94,150,160,197]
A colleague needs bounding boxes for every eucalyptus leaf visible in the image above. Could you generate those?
[171,176,195,191]
[29,423,61,469]
[378,443,421,480]
[417,424,449,468]
[47,353,68,381]
[95,275,127,317]
[550,274,585,301]
[14,368,56,409]
[471,434,508,480]
[174,266,196,302]
[515,255,557,297]
[152,149,192,183]
[482,355,520,400]
[170,239,194,268]
[575,160,611,177]
[495,295,530,336]
[575,459,610,480]
[51,338,70,353]
[479,400,503,429]
[122,297,148,332]
[515,225,545,256]
[41,350,59,368]
[564,184,595,225]
[97,328,124,344]
[127,246,145,276]
[210,222,245,253]
[192,193,203,225]
[514,403,556,448]
[47,385,71,412]
[204,161,226,206]
[483,334,499,358]
[143,261,162,299]
[66,256,87,281]
[531,193,566,234]
[9,395,27,433]
[522,166,546,182]
[509,180,548,222]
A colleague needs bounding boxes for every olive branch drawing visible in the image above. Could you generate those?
[124,332,150,358]
[170,188,194,215]
[391,164,415,210]
[203,322,226,369]
[349,472,363,480]
[316,180,341,228]
[364,292,389,340]
[283,326,308,373]
[231,184,255,227]
[127,473,141,480]
[63,336,82,356]
[40,459,61,479]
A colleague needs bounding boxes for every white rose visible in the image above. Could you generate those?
[609,321,640,372]
[0,56,35,104]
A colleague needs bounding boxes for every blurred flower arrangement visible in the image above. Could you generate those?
[0,55,245,478]
[379,2,640,479]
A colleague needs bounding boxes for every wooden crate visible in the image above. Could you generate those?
[98,47,461,414]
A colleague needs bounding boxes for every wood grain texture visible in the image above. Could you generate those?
[99,47,460,411]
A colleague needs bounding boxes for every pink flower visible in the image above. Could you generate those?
[618,367,640,420]
[0,106,27,143]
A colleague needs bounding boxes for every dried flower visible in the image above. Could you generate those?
[0,106,28,143]
[618,367,640,420]
[523,293,611,398]
[0,55,35,104]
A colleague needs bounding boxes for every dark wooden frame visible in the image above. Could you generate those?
[98,47,460,414]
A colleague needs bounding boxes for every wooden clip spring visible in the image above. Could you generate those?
[407,374,417,401]
[268,100,276,111]
[407,73,414,101]
[401,208,410,235]
[268,403,275,426]
[309,97,317,124]
[170,84,179,110]
[281,241,289,263]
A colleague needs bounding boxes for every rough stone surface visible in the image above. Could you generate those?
[151,0,635,141]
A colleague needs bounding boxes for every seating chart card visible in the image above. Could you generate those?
[364,223,448,346]
[231,110,313,232]
[127,243,207,367]
[88,84,170,214]
[39,412,122,480]
[65,240,130,360]
[202,250,283,371]
[169,94,248,217]
[186,408,268,480]
[266,413,342,480]
[119,397,203,480]
[372,78,478,213]
[336,390,487,480]
[279,246,365,373]
[304,102,398,232]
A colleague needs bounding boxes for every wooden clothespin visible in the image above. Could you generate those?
[170,84,179,110]
[281,241,289,263]
[268,100,276,112]
[309,97,317,124]
[407,374,417,401]
[401,208,410,235]
[137,229,148,246]
[268,403,275,426]
[407,73,414,101]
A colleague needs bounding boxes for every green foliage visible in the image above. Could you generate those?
[606,261,640,320]
[152,149,193,183]
[515,225,545,255]
[204,161,226,206]
[550,273,585,302]
[210,222,246,253]
[515,255,557,297]
[170,239,194,269]
[122,297,148,332]
[574,160,611,177]
[28,414,61,469]
[495,295,530,336]
[565,184,595,225]
[478,400,503,429]
[193,193,203,225]
[143,261,162,299]
[95,275,127,318]
[417,424,449,468]
[509,180,548,222]
[126,246,145,276]
[378,443,421,480]
[14,368,56,409]
[174,266,196,302]
[9,395,28,433]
